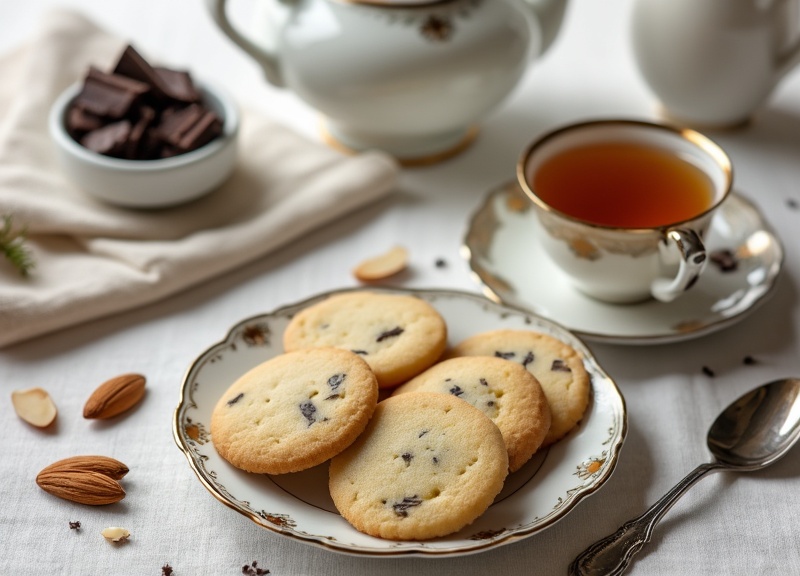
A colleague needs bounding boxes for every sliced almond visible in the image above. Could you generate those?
[39,455,129,480]
[101,527,130,542]
[11,387,58,428]
[84,373,146,420]
[36,469,126,505]
[353,246,408,281]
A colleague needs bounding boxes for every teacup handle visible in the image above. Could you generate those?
[651,228,707,303]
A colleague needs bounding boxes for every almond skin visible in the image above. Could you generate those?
[39,455,129,480]
[84,373,146,419]
[36,469,125,505]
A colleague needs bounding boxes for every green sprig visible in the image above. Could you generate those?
[0,214,35,277]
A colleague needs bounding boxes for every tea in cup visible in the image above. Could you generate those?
[517,120,732,303]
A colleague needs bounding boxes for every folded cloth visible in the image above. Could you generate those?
[0,9,399,349]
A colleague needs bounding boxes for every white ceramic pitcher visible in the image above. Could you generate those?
[632,0,800,127]
[205,0,569,163]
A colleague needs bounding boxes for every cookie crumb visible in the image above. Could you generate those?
[69,520,81,531]
[242,561,269,575]
[434,258,447,268]
[162,564,174,576]
[743,355,758,365]
[702,365,715,377]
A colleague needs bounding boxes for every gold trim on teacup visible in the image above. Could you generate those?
[516,119,734,232]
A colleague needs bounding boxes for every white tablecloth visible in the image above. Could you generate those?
[3,1,800,575]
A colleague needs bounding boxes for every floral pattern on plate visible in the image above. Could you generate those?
[173,287,626,557]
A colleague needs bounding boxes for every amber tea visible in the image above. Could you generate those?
[530,141,716,228]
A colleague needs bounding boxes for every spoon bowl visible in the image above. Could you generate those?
[570,377,800,576]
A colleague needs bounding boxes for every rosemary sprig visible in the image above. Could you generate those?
[0,214,35,277]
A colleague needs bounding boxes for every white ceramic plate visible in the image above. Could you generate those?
[463,182,784,345]
[173,287,626,557]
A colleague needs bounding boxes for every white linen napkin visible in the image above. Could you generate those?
[0,9,399,348]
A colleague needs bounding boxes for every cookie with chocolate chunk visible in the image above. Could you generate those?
[329,391,508,540]
[283,292,447,388]
[210,347,378,474]
[392,356,551,472]
[448,330,590,446]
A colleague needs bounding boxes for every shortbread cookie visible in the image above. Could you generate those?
[283,292,447,388]
[392,357,551,472]
[329,391,508,540]
[211,348,378,474]
[448,329,590,446]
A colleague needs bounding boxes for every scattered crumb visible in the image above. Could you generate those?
[435,258,447,269]
[69,521,81,531]
[702,366,715,377]
[743,355,758,365]
[162,565,174,576]
[242,561,269,575]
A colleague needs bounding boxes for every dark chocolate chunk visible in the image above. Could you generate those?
[351,349,369,355]
[327,373,346,392]
[551,359,572,373]
[157,104,222,153]
[299,401,317,426]
[226,392,244,406]
[376,326,404,342]
[418,429,429,438]
[66,106,104,137]
[522,351,535,367]
[702,365,715,377]
[124,105,155,159]
[479,378,488,386]
[325,373,346,399]
[494,351,515,360]
[66,44,224,161]
[74,67,150,119]
[401,453,413,466]
[449,385,464,397]
[80,120,132,157]
[391,496,422,517]
[154,66,202,103]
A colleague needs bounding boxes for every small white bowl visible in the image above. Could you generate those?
[49,79,239,208]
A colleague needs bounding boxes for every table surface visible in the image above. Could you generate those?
[3,1,800,575]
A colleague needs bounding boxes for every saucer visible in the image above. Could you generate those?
[463,181,784,345]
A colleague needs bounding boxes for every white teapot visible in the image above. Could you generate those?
[632,0,800,127]
[205,0,569,163]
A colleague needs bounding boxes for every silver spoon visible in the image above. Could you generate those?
[570,377,800,576]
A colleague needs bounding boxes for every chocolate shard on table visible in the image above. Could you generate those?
[65,44,223,160]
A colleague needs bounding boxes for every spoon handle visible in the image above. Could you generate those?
[569,461,726,576]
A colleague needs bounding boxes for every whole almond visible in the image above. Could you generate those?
[36,469,125,505]
[11,387,58,428]
[39,455,129,480]
[84,373,146,419]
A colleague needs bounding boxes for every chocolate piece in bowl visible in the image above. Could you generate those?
[74,66,149,120]
[65,44,223,161]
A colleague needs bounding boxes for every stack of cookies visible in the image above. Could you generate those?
[210,291,590,541]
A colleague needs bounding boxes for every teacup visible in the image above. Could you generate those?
[516,120,732,304]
